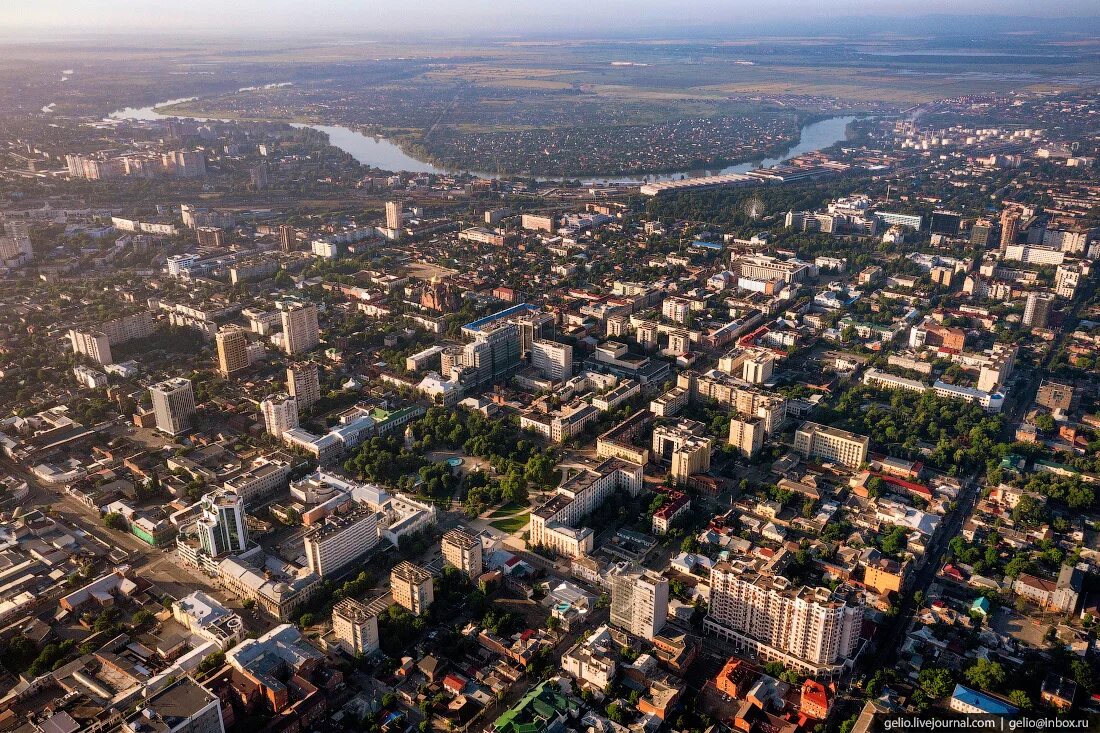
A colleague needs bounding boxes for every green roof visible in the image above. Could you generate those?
[494,680,573,733]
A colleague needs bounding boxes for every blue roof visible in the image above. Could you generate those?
[951,684,1019,715]
[691,240,723,250]
[971,597,991,613]
[462,303,537,333]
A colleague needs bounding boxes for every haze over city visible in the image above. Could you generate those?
[3,0,1100,38]
[0,2,1098,733]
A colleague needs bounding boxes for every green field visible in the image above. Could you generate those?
[488,502,527,518]
[490,514,530,533]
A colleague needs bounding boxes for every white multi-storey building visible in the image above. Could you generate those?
[390,561,433,616]
[196,489,248,558]
[441,528,483,579]
[562,624,617,690]
[529,459,643,558]
[531,339,573,381]
[69,329,113,365]
[792,422,869,469]
[278,300,320,355]
[705,558,864,678]
[304,507,380,577]
[608,562,669,640]
[652,419,713,486]
[260,393,299,437]
[172,591,246,650]
[150,377,196,435]
[287,362,321,412]
[332,597,382,656]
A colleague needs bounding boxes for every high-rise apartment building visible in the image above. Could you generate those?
[216,326,250,377]
[999,209,1021,251]
[792,422,868,468]
[260,393,299,437]
[531,339,573,381]
[1023,291,1055,329]
[331,597,381,656]
[197,489,248,557]
[69,329,113,365]
[441,529,483,579]
[278,224,296,252]
[608,562,669,640]
[385,200,403,230]
[304,507,380,577]
[390,561,433,616]
[278,300,320,355]
[651,419,713,486]
[287,362,321,412]
[742,353,774,384]
[728,416,765,458]
[150,377,196,435]
[0,220,33,264]
[706,558,864,677]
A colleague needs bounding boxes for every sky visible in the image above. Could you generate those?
[2,0,1098,39]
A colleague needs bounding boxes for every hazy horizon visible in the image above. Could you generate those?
[3,1,1100,41]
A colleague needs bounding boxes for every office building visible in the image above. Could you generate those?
[929,210,961,236]
[390,561,433,616]
[441,528,483,578]
[216,326,250,377]
[521,213,556,232]
[455,321,522,388]
[69,329,113,365]
[1036,380,1076,413]
[304,507,380,577]
[222,456,293,505]
[970,219,993,247]
[260,393,299,437]
[874,211,923,230]
[287,362,321,411]
[734,254,810,284]
[706,558,864,677]
[609,562,669,640]
[728,416,765,458]
[385,200,403,230]
[793,421,869,468]
[122,677,225,733]
[197,489,249,558]
[531,339,573,381]
[332,597,381,656]
[172,591,246,650]
[1023,291,1054,329]
[530,459,643,558]
[196,226,223,248]
[278,300,320,355]
[150,377,196,435]
[652,419,713,486]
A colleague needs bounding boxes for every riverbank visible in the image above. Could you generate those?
[112,98,859,183]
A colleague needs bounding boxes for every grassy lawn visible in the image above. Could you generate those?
[490,513,530,534]
[488,502,526,518]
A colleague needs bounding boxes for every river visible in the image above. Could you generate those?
[109,98,856,183]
